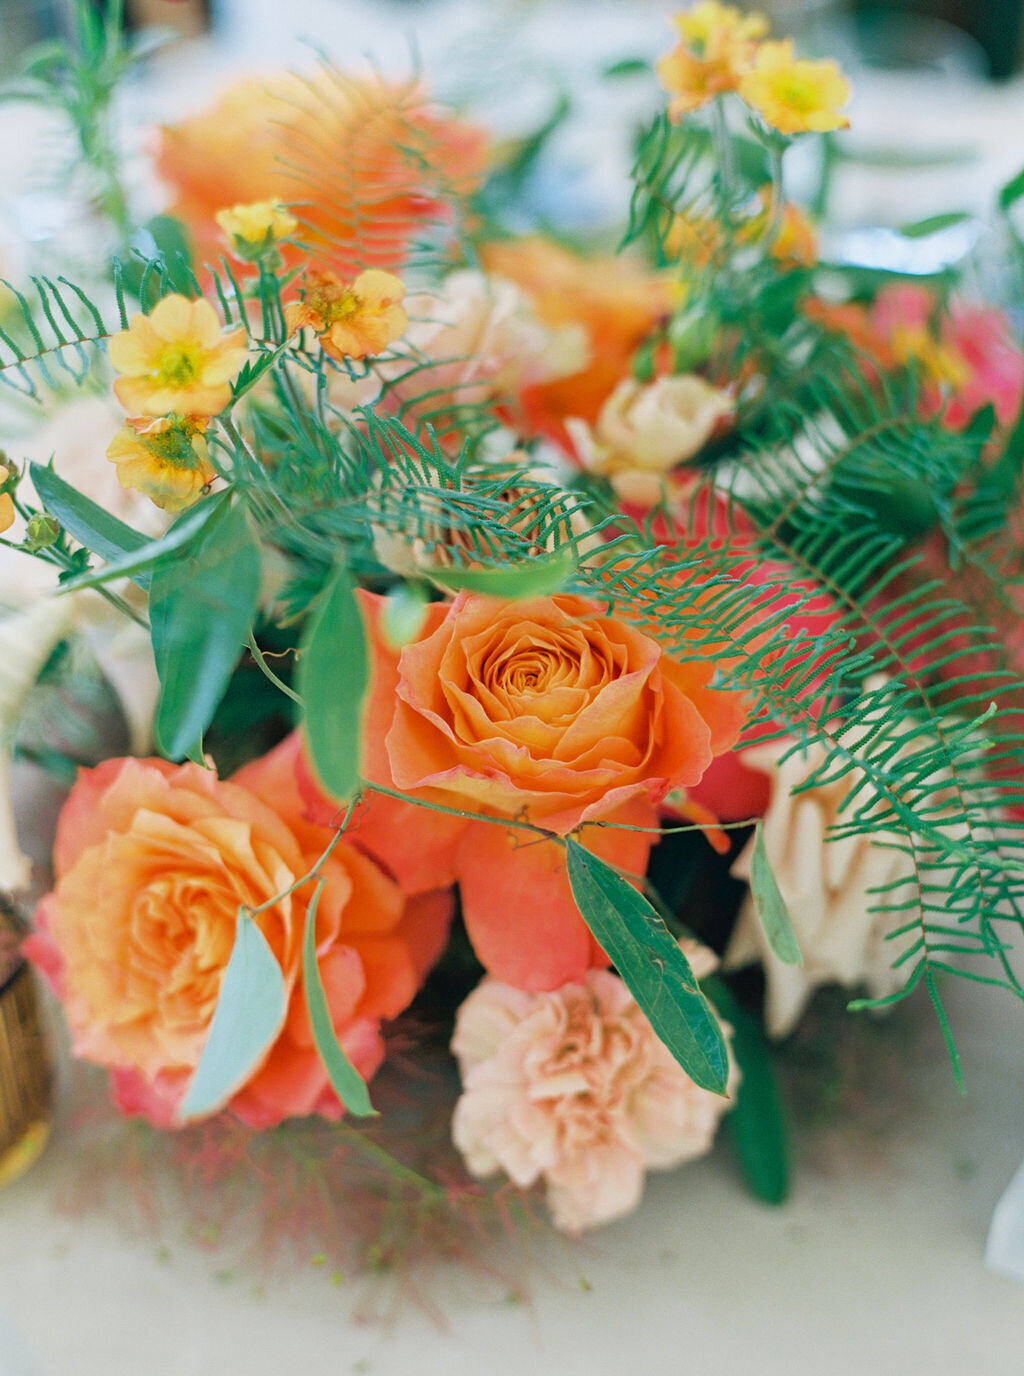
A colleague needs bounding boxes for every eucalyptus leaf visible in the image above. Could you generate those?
[380,581,431,649]
[899,211,972,238]
[566,839,729,1095]
[177,911,287,1123]
[302,879,377,1117]
[297,567,368,802]
[426,545,576,600]
[150,498,261,760]
[56,489,228,593]
[999,164,1024,212]
[30,461,150,585]
[750,822,803,967]
[705,976,789,1205]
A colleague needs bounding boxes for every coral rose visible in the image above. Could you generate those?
[26,744,452,1128]
[297,590,747,991]
[451,960,737,1233]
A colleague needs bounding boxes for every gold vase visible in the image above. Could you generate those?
[0,957,52,1188]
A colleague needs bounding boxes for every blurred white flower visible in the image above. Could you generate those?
[727,735,920,1036]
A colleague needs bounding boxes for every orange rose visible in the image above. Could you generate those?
[26,744,451,1128]
[298,591,747,990]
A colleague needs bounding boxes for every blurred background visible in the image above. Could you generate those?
[2,0,1023,77]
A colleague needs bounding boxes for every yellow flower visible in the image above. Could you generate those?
[106,414,216,513]
[0,466,13,536]
[889,326,971,391]
[108,294,248,418]
[739,39,851,136]
[214,199,299,260]
[658,2,768,118]
[285,267,407,362]
[672,2,768,51]
[740,190,818,266]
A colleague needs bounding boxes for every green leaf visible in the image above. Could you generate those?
[750,822,803,967]
[302,879,376,1117]
[998,164,1024,212]
[380,581,431,649]
[56,489,228,593]
[177,911,288,1122]
[899,211,972,238]
[150,499,261,760]
[706,976,789,1204]
[602,57,650,79]
[297,568,368,802]
[30,461,150,584]
[118,215,196,304]
[565,839,729,1095]
[427,545,576,600]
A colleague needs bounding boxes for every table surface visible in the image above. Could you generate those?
[3,4,1024,1372]
[1,970,1023,1376]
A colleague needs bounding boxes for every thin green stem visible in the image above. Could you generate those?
[246,630,301,704]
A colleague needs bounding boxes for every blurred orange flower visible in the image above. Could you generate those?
[155,71,490,276]
[108,294,247,418]
[480,237,673,442]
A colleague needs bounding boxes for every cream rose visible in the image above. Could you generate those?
[567,374,733,506]
[727,736,919,1036]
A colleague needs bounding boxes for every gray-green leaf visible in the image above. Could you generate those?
[177,911,287,1122]
[302,879,376,1117]
[297,568,368,802]
[30,461,150,584]
[750,822,803,967]
[566,839,729,1096]
[150,498,261,760]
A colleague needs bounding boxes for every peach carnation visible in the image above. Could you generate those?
[25,742,451,1128]
[451,963,736,1233]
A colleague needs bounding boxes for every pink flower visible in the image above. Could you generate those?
[871,284,1024,430]
[450,963,736,1233]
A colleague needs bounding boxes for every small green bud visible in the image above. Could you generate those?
[669,307,719,372]
[25,513,60,550]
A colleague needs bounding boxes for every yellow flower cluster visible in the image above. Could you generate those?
[657,3,850,137]
[106,294,247,512]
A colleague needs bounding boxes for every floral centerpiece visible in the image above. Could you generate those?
[2,0,1023,1250]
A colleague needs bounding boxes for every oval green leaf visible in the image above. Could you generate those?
[30,461,150,584]
[150,498,261,760]
[177,911,287,1123]
[56,488,229,593]
[424,545,576,600]
[705,975,789,1204]
[302,879,376,1118]
[750,822,803,967]
[566,838,729,1096]
[297,568,368,803]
